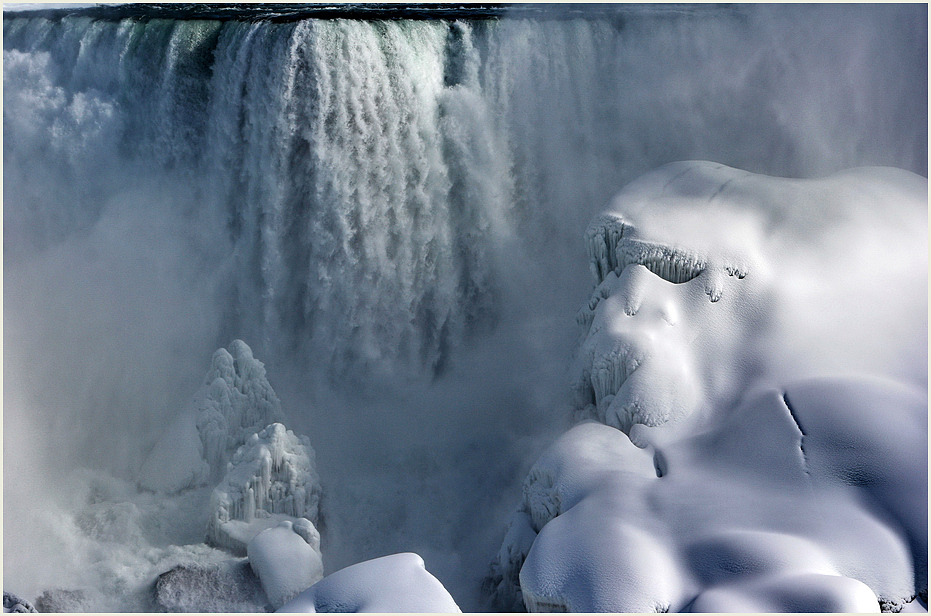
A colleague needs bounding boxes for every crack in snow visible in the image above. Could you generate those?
[781,392,810,476]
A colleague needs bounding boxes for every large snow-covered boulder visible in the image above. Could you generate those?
[138,340,287,493]
[277,553,461,613]
[572,162,927,434]
[247,520,324,609]
[488,162,928,612]
[208,423,322,554]
[495,379,926,612]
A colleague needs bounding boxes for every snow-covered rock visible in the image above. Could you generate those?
[208,423,322,555]
[509,378,926,612]
[3,592,36,613]
[490,162,928,612]
[138,340,287,493]
[248,520,324,609]
[278,552,461,613]
[573,162,927,434]
[154,560,268,613]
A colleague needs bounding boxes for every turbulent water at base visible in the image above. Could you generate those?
[3,4,927,611]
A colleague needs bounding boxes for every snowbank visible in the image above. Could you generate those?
[573,162,926,432]
[489,162,928,612]
[278,552,461,613]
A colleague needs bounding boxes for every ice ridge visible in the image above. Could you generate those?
[197,340,288,479]
[586,215,710,287]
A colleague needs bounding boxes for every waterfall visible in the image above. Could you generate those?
[3,4,926,611]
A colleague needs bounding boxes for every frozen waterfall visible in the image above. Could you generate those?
[3,4,927,612]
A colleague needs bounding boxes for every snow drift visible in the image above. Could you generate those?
[487,162,928,612]
[248,520,324,609]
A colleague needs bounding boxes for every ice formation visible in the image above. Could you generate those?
[138,340,287,493]
[134,341,324,608]
[135,340,322,552]
[247,520,324,609]
[208,423,322,554]
[278,552,461,613]
[3,4,927,611]
[488,162,928,612]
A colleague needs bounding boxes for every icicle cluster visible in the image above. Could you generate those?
[585,214,707,287]
[195,340,287,479]
[208,422,322,554]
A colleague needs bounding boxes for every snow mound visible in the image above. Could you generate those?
[208,423,322,555]
[278,552,460,613]
[573,162,927,434]
[490,162,928,612]
[138,340,287,493]
[248,520,324,609]
[503,377,927,612]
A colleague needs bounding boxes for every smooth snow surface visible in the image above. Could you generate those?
[489,163,928,613]
[278,552,461,613]
[248,520,324,609]
[574,162,927,433]
[503,376,927,613]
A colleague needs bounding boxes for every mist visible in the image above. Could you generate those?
[3,4,927,611]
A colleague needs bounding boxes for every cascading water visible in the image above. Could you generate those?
[3,4,927,611]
